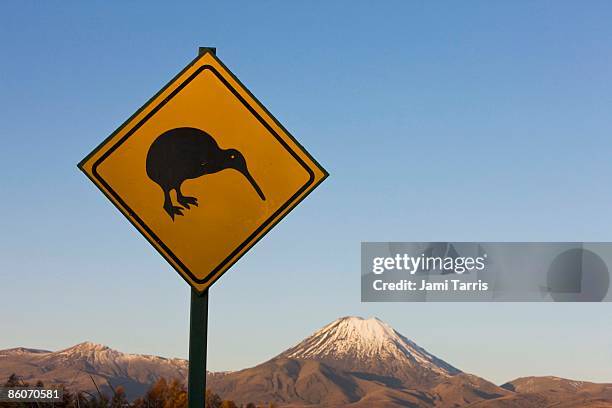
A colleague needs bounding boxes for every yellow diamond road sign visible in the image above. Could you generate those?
[79,50,327,293]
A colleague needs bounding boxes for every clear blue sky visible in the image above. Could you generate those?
[1,1,611,385]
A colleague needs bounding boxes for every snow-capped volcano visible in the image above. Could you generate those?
[278,316,460,384]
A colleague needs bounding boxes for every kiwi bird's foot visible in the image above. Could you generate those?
[177,195,198,209]
[164,204,185,220]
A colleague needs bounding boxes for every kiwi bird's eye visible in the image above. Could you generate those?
[231,155,236,159]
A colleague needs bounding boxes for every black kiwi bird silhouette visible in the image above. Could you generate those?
[146,127,266,220]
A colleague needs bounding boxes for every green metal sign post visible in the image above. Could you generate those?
[188,287,209,408]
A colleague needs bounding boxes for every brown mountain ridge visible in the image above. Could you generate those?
[1,316,610,407]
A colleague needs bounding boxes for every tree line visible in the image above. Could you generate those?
[1,374,276,408]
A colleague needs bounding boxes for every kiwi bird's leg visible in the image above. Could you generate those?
[163,188,184,220]
[176,183,198,209]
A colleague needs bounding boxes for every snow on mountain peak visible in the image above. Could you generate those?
[72,341,109,350]
[332,316,397,344]
[57,341,112,355]
[279,316,460,377]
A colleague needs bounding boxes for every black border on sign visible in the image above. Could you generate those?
[78,50,328,290]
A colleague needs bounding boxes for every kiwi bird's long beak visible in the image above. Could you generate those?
[243,169,266,201]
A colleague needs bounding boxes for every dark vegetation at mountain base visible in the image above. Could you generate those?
[1,374,276,408]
